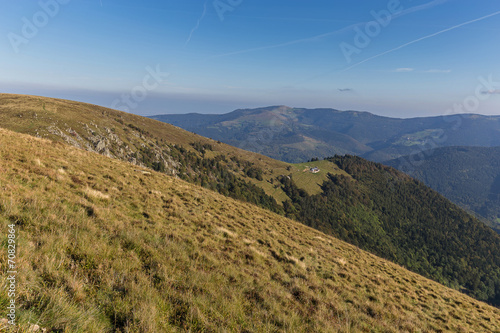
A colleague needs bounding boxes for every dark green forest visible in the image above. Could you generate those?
[386,146,500,231]
[280,155,500,305]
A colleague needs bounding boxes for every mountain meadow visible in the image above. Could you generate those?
[2,125,500,332]
[2,94,500,331]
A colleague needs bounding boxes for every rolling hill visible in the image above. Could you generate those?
[2,128,500,332]
[0,94,347,214]
[0,93,291,215]
[386,146,500,232]
[4,94,500,307]
[150,106,500,163]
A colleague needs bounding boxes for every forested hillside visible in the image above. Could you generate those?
[280,155,500,305]
[386,146,500,231]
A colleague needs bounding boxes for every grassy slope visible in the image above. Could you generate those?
[1,129,500,332]
[0,93,286,170]
[247,160,348,204]
[0,94,335,204]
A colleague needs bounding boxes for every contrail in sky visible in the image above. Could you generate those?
[211,0,451,59]
[342,9,500,72]
[185,1,208,47]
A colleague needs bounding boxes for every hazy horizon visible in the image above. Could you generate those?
[1,0,499,117]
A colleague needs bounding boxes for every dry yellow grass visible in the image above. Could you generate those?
[0,94,343,205]
[83,187,111,201]
[1,128,500,332]
[0,93,287,170]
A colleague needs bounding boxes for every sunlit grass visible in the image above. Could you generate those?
[1,128,500,332]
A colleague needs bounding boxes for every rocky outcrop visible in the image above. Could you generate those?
[47,122,178,177]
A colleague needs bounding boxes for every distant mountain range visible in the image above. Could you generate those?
[386,146,500,232]
[150,106,500,163]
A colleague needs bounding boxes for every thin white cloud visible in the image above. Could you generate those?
[343,9,500,71]
[391,68,452,73]
[393,0,450,17]
[395,68,414,72]
[424,69,452,73]
[482,90,500,95]
[185,1,209,47]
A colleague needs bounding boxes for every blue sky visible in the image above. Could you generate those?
[1,0,499,117]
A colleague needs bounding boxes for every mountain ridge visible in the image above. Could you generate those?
[150,106,500,163]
